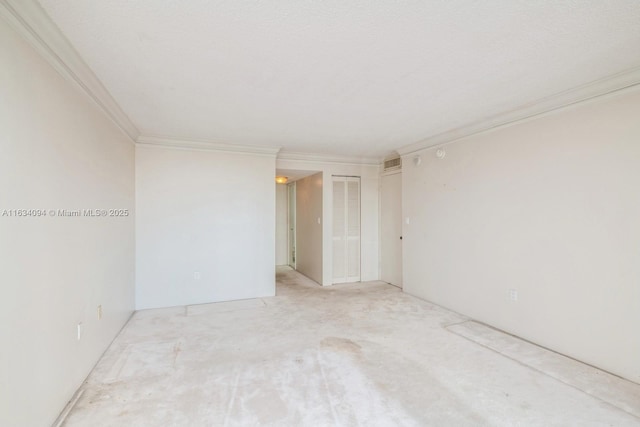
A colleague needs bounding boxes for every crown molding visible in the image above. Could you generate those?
[0,0,139,142]
[136,135,281,156]
[277,150,380,166]
[397,66,640,156]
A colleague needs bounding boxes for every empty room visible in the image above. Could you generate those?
[1,1,640,426]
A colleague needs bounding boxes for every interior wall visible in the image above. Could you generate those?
[276,159,380,286]
[294,172,324,284]
[275,183,288,265]
[402,87,640,383]
[0,21,135,427]
[135,146,276,309]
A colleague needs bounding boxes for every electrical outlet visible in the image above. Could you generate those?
[194,271,201,280]
[509,289,518,302]
[97,305,102,320]
[77,323,82,341]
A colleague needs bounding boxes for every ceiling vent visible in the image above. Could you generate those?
[383,157,402,172]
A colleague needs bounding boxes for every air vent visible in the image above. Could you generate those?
[383,157,402,171]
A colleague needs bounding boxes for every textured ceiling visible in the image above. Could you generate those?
[37,0,640,158]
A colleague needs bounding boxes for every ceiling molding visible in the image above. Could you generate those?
[277,150,380,166]
[397,66,640,156]
[137,135,281,156]
[0,0,139,142]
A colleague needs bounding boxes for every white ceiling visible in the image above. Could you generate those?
[37,0,640,159]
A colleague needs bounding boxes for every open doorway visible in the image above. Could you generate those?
[275,179,289,266]
[287,182,296,268]
[274,169,320,280]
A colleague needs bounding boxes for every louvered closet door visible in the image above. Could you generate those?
[332,176,360,283]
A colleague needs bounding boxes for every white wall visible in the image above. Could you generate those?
[275,183,288,265]
[402,87,640,383]
[0,21,135,427]
[294,173,324,284]
[276,159,380,285]
[135,146,276,309]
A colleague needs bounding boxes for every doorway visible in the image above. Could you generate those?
[380,171,402,287]
[287,182,296,269]
[332,176,360,283]
[275,182,289,266]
